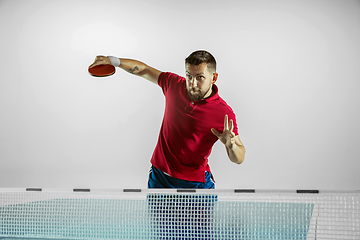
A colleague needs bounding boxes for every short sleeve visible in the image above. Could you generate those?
[158,72,185,96]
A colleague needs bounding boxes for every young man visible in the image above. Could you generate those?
[89,50,245,189]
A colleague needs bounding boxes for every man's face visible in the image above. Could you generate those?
[185,63,218,101]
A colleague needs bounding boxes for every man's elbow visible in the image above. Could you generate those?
[234,146,245,164]
[229,153,245,165]
[227,144,245,165]
[234,156,245,165]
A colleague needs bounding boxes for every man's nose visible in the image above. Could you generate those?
[191,79,197,88]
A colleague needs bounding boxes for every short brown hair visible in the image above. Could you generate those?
[185,50,216,72]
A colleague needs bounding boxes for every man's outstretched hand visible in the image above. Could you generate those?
[211,114,245,164]
[89,56,111,69]
[211,114,236,149]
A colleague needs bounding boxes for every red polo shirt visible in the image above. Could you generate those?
[150,72,239,183]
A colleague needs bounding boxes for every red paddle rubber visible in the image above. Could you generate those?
[88,65,115,77]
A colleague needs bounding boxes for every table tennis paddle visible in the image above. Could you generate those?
[88,64,115,77]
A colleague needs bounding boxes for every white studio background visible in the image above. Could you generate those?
[0,0,359,190]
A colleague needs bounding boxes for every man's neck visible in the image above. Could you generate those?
[203,85,215,99]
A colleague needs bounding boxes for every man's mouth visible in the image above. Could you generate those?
[191,88,200,93]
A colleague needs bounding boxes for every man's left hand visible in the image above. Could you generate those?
[211,114,236,149]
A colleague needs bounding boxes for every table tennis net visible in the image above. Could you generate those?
[0,189,359,239]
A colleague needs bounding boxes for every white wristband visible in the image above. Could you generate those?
[107,56,121,67]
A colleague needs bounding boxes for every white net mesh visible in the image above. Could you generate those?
[0,189,359,239]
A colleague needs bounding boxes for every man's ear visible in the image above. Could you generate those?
[212,73,218,84]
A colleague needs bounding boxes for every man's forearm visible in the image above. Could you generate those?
[226,142,245,164]
[118,58,146,75]
[118,58,161,84]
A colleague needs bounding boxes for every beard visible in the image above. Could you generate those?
[187,84,212,102]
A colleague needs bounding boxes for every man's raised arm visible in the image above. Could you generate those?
[89,56,162,85]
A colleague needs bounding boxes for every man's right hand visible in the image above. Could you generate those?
[89,56,111,69]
